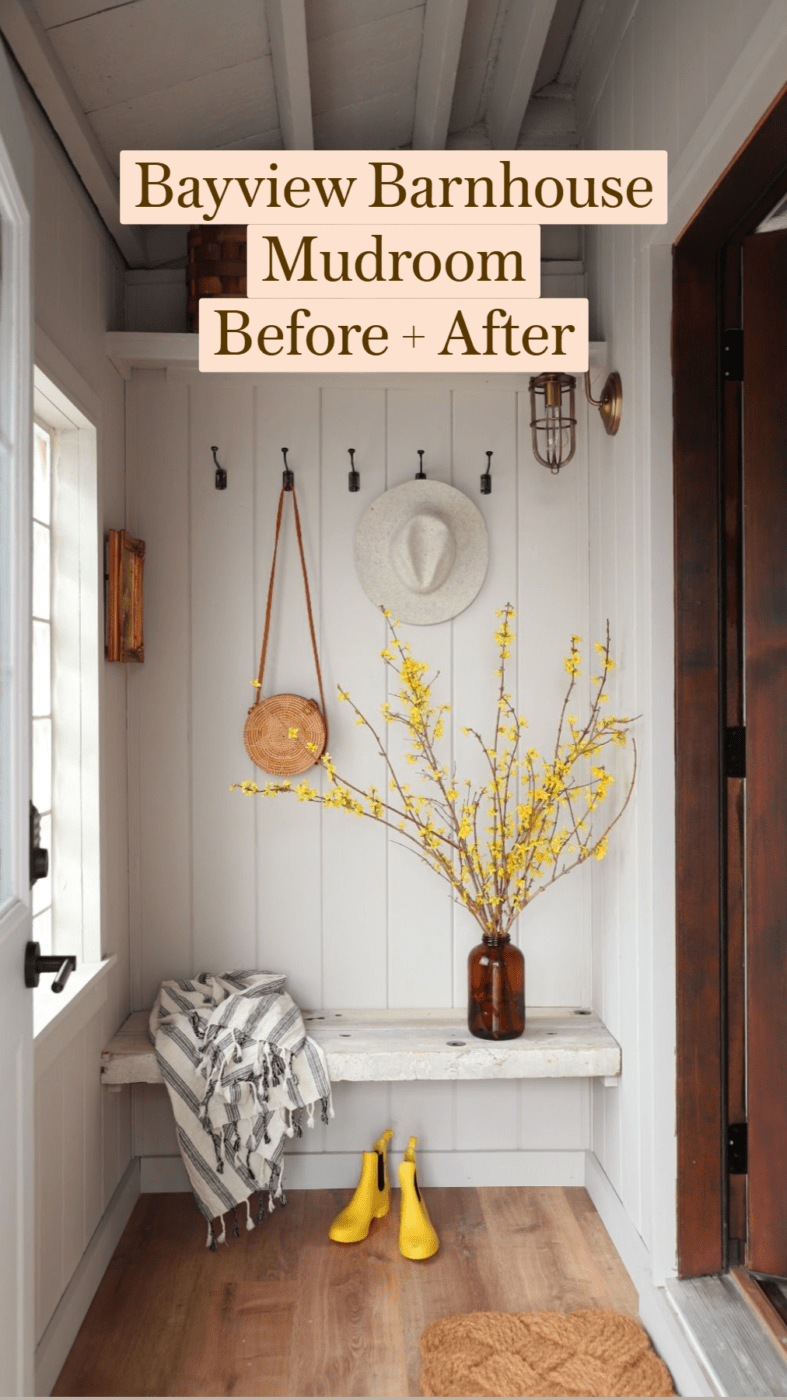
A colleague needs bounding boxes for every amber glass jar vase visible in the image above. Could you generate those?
[468,933,525,1040]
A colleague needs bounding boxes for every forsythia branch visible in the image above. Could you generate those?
[232,605,637,939]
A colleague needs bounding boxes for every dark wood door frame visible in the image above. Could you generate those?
[674,81,787,1277]
[741,226,787,1275]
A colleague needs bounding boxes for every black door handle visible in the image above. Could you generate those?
[25,941,76,993]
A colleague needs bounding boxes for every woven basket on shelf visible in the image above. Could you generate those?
[186,225,247,331]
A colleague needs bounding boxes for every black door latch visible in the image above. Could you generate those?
[29,801,49,885]
[25,941,76,993]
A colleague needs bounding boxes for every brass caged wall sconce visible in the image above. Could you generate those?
[529,369,623,473]
[529,372,577,473]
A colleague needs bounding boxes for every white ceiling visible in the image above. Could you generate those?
[2,0,611,264]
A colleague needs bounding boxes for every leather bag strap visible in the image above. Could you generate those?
[255,485,328,735]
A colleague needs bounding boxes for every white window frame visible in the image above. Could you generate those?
[31,418,53,954]
[33,367,104,1034]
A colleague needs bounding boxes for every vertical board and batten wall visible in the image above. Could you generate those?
[576,0,782,1287]
[127,368,604,1186]
[16,71,134,1378]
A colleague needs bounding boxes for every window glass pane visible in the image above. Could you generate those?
[31,811,51,916]
[32,906,51,957]
[32,717,51,814]
[32,520,50,620]
[32,619,50,717]
[0,440,10,907]
[33,424,50,525]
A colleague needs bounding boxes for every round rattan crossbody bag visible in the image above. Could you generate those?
[243,483,327,776]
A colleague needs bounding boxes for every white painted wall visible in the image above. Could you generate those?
[19,0,787,1350]
[125,366,616,1187]
[12,63,135,1375]
[577,0,787,1287]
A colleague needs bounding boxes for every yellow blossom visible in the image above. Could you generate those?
[230,611,635,938]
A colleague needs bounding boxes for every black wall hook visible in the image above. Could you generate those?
[415,449,426,480]
[480,450,493,494]
[348,447,360,493]
[281,447,294,490]
[211,446,227,490]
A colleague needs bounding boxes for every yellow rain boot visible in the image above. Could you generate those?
[329,1129,393,1243]
[398,1136,439,1260]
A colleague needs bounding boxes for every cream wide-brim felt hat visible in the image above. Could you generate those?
[354,479,489,624]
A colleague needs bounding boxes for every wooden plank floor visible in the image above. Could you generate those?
[54,1187,639,1397]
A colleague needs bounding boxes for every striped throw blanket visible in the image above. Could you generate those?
[149,971,332,1248]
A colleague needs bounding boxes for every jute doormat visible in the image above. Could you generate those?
[420,1309,676,1397]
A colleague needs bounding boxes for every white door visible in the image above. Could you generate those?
[0,45,34,1400]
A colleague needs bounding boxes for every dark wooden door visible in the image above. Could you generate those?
[743,226,787,1275]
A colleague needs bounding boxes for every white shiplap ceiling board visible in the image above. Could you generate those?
[33,0,134,26]
[1,0,146,264]
[533,0,584,90]
[518,82,577,149]
[486,0,560,148]
[266,0,314,148]
[305,0,424,43]
[413,0,471,149]
[448,0,503,133]
[7,0,604,263]
[308,4,424,141]
[43,0,272,111]
[558,0,609,86]
[449,0,583,137]
[313,90,414,150]
[89,56,281,169]
[216,127,284,152]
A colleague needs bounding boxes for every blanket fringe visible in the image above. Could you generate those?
[152,972,332,1250]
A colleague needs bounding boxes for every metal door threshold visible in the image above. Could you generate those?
[665,1274,787,1396]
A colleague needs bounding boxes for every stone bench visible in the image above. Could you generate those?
[101,1007,622,1086]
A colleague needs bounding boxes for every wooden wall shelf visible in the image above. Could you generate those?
[105,331,607,383]
[101,1008,621,1086]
